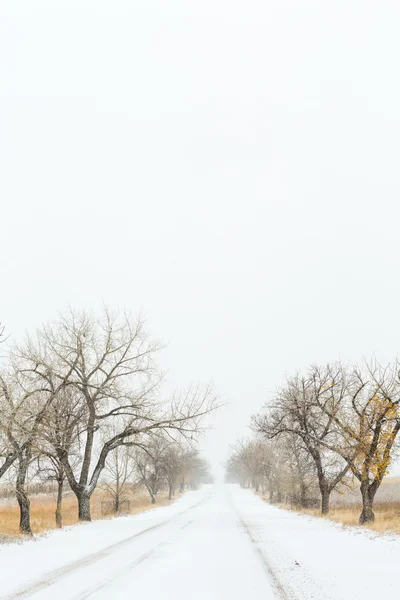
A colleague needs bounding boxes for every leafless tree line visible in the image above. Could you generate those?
[0,309,217,534]
[103,438,211,512]
[227,361,400,524]
[226,437,320,509]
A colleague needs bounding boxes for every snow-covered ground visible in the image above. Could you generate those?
[0,485,398,600]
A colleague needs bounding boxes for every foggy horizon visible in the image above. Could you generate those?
[2,1,400,475]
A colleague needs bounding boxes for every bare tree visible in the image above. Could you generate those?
[229,439,264,491]
[102,444,136,512]
[253,365,350,514]
[282,434,319,507]
[162,443,183,500]
[186,453,211,489]
[253,361,400,523]
[225,453,249,487]
[15,308,217,521]
[0,402,21,481]
[227,440,276,497]
[133,438,168,504]
[316,361,400,523]
[0,366,71,534]
[36,387,86,528]
[0,325,27,480]
[35,453,67,528]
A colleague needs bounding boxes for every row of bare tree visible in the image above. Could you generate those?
[0,310,216,534]
[102,438,211,513]
[227,361,400,523]
[226,438,320,509]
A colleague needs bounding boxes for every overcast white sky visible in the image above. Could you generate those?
[1,0,400,471]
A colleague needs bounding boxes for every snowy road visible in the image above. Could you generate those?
[1,485,399,600]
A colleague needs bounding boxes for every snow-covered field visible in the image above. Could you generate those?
[0,485,398,600]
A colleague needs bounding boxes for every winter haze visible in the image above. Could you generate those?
[1,0,400,473]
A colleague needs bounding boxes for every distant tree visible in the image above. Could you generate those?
[162,443,183,500]
[102,444,136,513]
[186,453,211,489]
[282,434,318,507]
[133,438,168,504]
[229,440,264,491]
[225,453,249,487]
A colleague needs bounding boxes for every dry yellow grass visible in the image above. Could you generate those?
[0,491,175,538]
[261,498,400,535]
[311,503,400,534]
[258,476,400,535]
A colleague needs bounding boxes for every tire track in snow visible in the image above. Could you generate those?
[0,494,208,600]
[236,514,292,600]
[2,523,162,600]
[230,491,331,600]
[74,519,194,600]
[228,491,292,600]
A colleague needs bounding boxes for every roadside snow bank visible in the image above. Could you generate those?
[231,487,399,600]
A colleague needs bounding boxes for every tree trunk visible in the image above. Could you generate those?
[17,489,31,535]
[276,484,282,503]
[359,481,377,524]
[77,490,91,521]
[168,483,173,500]
[114,477,121,513]
[321,487,330,515]
[299,480,307,508]
[55,478,64,528]
[16,450,32,535]
[315,459,330,514]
